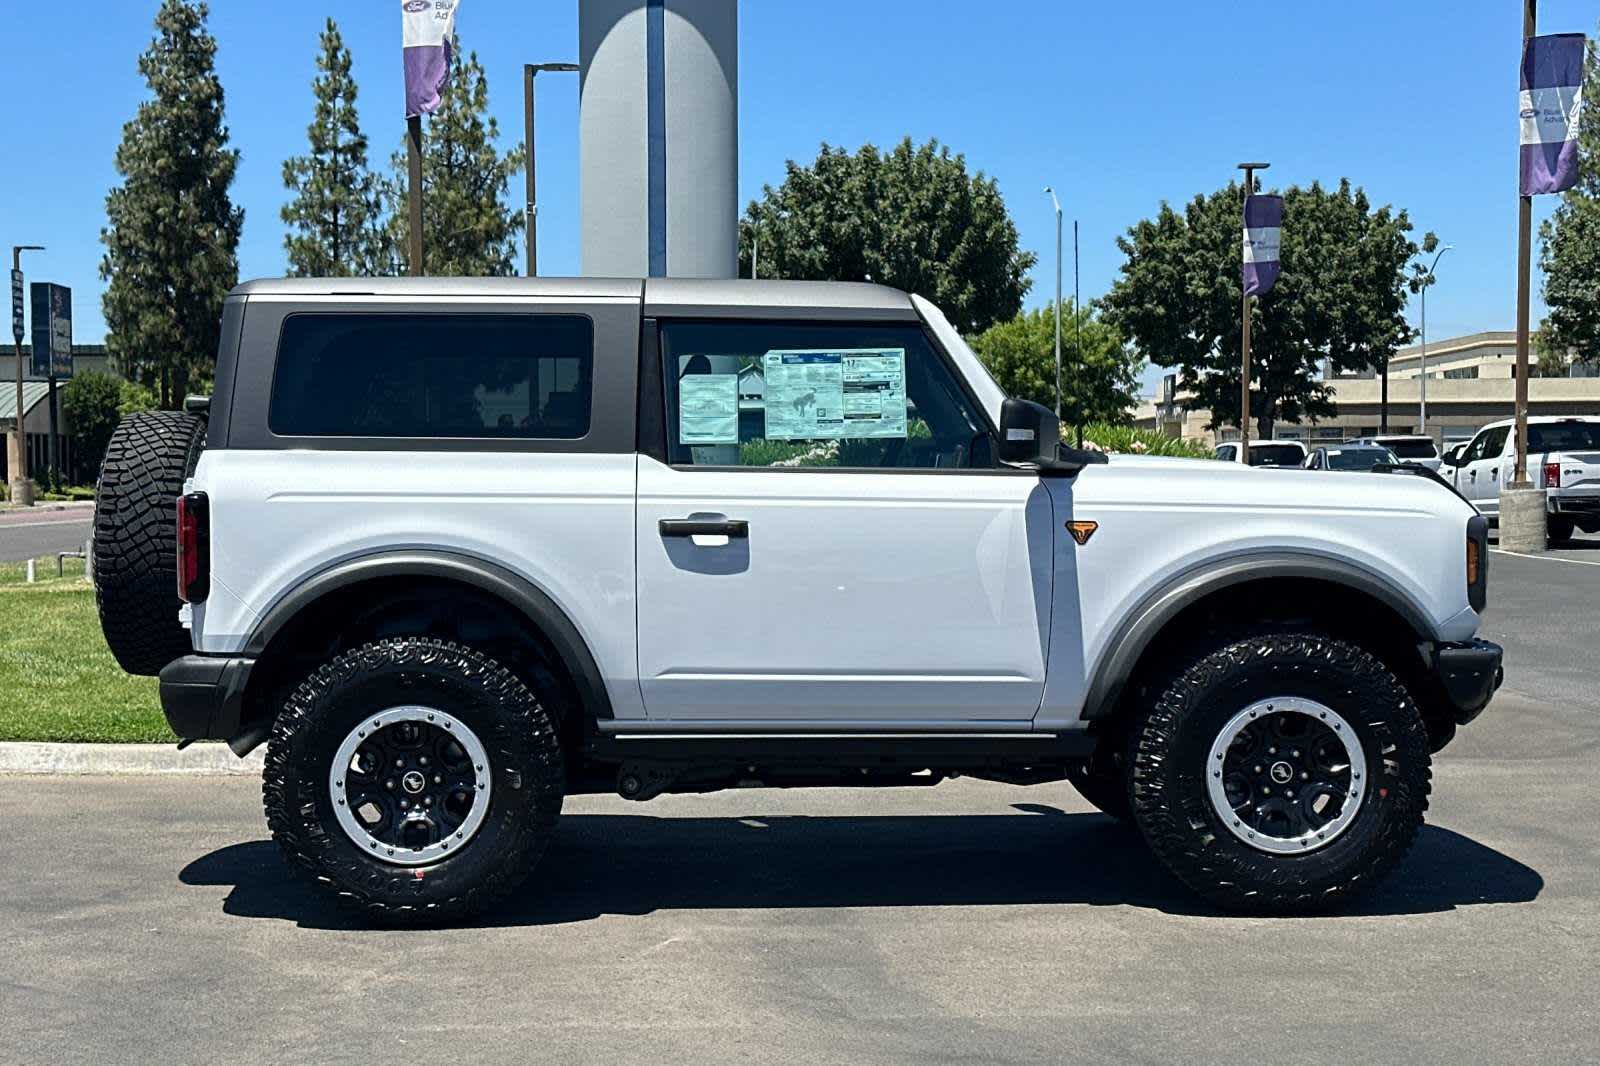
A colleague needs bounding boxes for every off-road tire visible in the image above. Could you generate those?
[91,411,206,676]
[263,638,565,925]
[1130,631,1430,914]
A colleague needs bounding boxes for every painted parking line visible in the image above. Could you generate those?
[1492,548,1600,567]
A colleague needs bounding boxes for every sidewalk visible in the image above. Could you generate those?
[0,499,96,518]
[0,742,263,775]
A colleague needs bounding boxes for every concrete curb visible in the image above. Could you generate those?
[0,500,96,514]
[0,742,263,776]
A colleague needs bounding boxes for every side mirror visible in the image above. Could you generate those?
[1441,444,1464,467]
[997,397,1107,476]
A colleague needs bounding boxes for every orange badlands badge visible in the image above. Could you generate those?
[1067,521,1098,546]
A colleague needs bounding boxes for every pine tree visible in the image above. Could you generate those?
[389,43,526,276]
[100,0,243,408]
[282,18,387,277]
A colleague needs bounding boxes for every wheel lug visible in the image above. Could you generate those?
[395,758,404,768]
[1261,787,1271,795]
[424,796,433,806]
[434,774,443,784]
[1254,765,1263,773]
[1268,747,1277,755]
[385,779,395,790]
[1292,749,1301,758]
[420,756,429,767]
[1300,772,1309,780]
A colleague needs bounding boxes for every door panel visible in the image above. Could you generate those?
[635,457,1054,722]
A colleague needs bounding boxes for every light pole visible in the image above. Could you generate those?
[10,245,44,506]
[1237,162,1269,464]
[1045,187,1063,421]
[524,62,579,277]
[1417,244,1454,435]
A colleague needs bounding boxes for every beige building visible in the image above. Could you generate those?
[1,345,116,483]
[1137,331,1600,448]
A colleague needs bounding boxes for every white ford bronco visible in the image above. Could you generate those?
[92,278,1502,922]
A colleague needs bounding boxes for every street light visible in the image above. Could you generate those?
[10,245,44,505]
[1417,244,1454,435]
[1045,187,1063,421]
[1237,162,1269,465]
[524,62,580,277]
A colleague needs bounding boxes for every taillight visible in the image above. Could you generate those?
[176,492,210,603]
[1544,460,1562,489]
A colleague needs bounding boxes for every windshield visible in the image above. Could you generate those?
[1528,422,1600,452]
[1383,439,1438,460]
[1325,447,1395,471]
[1250,444,1305,467]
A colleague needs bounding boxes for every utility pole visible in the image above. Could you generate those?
[1045,188,1063,422]
[9,245,43,507]
[1074,218,1083,447]
[406,114,425,277]
[1237,162,1269,465]
[1512,0,1537,490]
[1418,244,1454,434]
[523,62,579,277]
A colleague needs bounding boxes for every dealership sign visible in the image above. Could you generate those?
[29,283,72,380]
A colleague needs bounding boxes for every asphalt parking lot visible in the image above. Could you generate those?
[2,542,1598,1065]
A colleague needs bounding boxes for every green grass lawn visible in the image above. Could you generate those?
[0,558,174,742]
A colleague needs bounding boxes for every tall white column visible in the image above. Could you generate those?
[579,0,738,279]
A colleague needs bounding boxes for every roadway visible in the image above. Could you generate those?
[0,505,94,562]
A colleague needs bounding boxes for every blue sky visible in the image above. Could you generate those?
[4,0,1595,396]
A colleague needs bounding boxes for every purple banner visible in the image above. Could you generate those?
[403,0,460,118]
[1242,195,1283,297]
[1520,33,1586,196]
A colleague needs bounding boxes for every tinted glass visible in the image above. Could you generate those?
[1384,439,1438,459]
[1528,422,1600,451]
[660,321,992,470]
[270,314,593,439]
[1250,444,1305,467]
[1325,447,1393,471]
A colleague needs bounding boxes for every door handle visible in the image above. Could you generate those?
[659,518,749,539]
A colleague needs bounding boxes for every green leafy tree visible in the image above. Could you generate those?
[1538,29,1600,369]
[100,0,243,408]
[389,43,525,276]
[970,300,1142,434]
[61,371,125,482]
[740,138,1035,334]
[1103,179,1427,439]
[282,18,388,277]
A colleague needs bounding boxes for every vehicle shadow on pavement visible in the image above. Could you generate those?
[179,807,1542,930]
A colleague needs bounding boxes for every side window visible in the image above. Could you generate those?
[269,313,594,439]
[1464,429,1492,463]
[660,321,993,470]
[1476,427,1510,461]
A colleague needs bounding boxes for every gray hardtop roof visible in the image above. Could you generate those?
[228,276,920,319]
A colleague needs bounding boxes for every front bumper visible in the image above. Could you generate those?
[158,655,254,751]
[1429,639,1503,726]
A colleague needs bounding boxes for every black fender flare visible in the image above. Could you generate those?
[1078,550,1442,721]
[243,549,615,720]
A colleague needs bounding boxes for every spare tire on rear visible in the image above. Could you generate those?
[92,411,207,676]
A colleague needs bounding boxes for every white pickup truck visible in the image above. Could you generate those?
[1441,416,1600,543]
[89,277,1503,923]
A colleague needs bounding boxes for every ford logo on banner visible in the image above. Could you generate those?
[405,0,430,12]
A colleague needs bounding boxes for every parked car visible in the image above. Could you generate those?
[1304,445,1400,471]
[1213,439,1309,467]
[90,277,1501,922]
[1439,416,1600,544]
[1346,435,1441,472]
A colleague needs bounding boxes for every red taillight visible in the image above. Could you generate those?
[176,492,210,603]
[1544,460,1562,489]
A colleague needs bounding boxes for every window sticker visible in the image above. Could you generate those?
[762,348,906,441]
[677,372,739,445]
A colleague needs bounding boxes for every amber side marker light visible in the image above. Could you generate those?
[1466,535,1481,588]
[1067,521,1098,546]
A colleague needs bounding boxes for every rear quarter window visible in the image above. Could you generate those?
[268,313,594,439]
[1528,422,1600,452]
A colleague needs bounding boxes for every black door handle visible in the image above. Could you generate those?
[659,518,749,539]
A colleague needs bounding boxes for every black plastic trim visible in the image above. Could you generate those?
[158,655,254,742]
[1080,550,1443,720]
[1431,639,1504,724]
[241,550,616,720]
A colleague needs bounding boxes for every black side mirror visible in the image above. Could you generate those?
[997,397,1106,476]
[1440,445,1464,468]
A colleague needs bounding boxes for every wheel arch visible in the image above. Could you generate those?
[1080,551,1442,725]
[232,550,614,754]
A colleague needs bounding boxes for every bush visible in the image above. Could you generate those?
[1082,422,1214,459]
